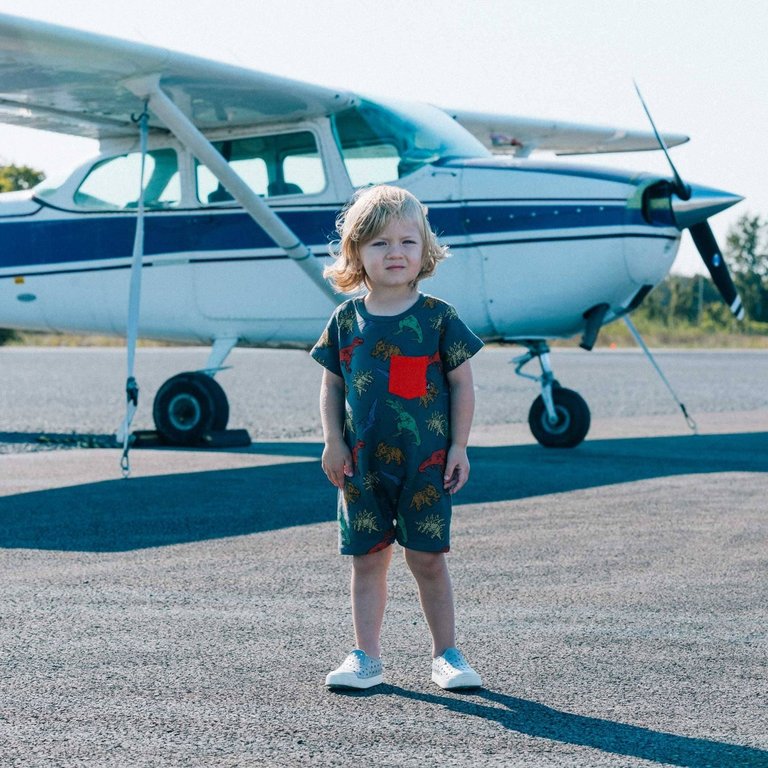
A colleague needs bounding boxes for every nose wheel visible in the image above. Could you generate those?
[152,371,229,445]
[514,342,591,448]
[528,386,590,448]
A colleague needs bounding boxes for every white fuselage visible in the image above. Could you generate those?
[0,127,680,347]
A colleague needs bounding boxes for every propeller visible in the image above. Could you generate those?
[634,81,745,320]
[689,221,745,319]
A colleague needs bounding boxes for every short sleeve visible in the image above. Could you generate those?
[439,305,484,372]
[310,311,342,376]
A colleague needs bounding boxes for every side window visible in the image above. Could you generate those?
[196,131,325,204]
[74,149,180,210]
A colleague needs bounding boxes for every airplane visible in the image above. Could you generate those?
[0,13,745,455]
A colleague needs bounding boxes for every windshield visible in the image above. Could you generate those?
[332,98,488,186]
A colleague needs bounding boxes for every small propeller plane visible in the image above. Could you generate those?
[0,13,744,450]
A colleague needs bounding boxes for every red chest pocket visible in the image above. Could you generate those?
[389,355,429,399]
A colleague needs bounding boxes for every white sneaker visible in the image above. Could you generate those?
[325,650,384,689]
[432,647,482,689]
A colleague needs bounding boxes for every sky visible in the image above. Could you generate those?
[0,0,765,275]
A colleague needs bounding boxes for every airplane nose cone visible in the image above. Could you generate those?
[671,183,744,229]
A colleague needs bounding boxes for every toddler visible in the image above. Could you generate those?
[311,185,483,690]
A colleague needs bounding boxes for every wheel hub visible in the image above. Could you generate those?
[167,393,201,431]
[542,405,571,435]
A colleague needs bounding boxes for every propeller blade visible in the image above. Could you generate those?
[634,81,745,320]
[633,80,690,200]
[688,221,745,320]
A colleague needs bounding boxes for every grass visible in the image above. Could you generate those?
[584,317,768,349]
[0,330,178,347]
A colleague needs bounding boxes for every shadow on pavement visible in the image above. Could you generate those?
[462,431,768,505]
[0,432,766,552]
[342,685,768,768]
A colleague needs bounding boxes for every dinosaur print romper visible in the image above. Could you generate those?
[311,294,483,555]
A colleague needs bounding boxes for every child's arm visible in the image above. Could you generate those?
[319,368,353,489]
[444,360,476,495]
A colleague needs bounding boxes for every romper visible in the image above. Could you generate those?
[310,293,483,555]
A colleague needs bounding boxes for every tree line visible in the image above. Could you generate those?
[0,163,44,192]
[0,163,766,341]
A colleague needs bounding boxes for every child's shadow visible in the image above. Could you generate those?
[336,686,767,767]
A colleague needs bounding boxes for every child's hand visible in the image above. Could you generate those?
[443,444,470,495]
[321,438,354,489]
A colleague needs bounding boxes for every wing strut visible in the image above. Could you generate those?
[124,75,338,305]
[117,102,150,477]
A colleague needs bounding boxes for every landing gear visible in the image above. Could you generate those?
[513,341,591,448]
[152,337,237,446]
[152,372,230,445]
[528,387,590,448]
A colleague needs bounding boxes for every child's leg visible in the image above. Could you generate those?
[403,549,456,657]
[351,546,393,658]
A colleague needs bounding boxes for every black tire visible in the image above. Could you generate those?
[528,387,590,448]
[186,372,229,431]
[153,373,215,445]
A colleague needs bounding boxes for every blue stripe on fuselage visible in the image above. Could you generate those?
[455,203,630,237]
[0,208,339,269]
[0,203,647,270]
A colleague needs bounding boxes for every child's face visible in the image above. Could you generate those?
[359,216,424,292]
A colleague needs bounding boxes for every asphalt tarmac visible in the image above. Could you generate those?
[0,347,767,767]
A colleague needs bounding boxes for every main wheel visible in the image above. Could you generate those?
[528,387,590,448]
[153,373,216,445]
[186,372,229,431]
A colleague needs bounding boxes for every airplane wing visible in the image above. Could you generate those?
[444,108,689,157]
[0,13,356,140]
[0,12,688,158]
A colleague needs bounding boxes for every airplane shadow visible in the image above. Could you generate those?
[0,432,766,552]
[336,686,768,767]
[461,430,768,505]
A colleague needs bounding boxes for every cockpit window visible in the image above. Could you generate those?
[331,99,488,187]
[196,130,325,204]
[73,149,180,210]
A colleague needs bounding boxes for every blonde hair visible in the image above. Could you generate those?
[325,185,448,293]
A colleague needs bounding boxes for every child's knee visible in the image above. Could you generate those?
[352,546,392,576]
[404,548,446,579]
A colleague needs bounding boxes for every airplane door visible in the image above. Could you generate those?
[190,129,341,340]
[189,206,338,344]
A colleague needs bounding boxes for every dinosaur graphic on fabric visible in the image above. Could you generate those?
[395,314,423,343]
[386,399,421,445]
